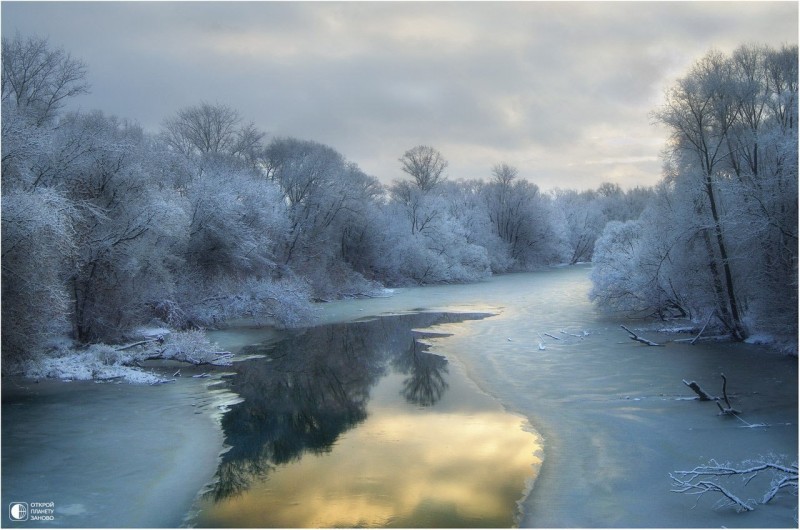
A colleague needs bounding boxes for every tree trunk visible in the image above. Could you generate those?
[704,175,746,340]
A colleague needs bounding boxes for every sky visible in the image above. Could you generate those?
[2,2,797,191]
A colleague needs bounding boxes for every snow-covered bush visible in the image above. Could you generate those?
[166,274,316,329]
[161,329,226,365]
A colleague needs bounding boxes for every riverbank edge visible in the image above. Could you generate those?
[415,316,546,528]
[0,363,236,528]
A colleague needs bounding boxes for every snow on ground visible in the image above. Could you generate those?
[23,345,166,384]
[21,329,231,384]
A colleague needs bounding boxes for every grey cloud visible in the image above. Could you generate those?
[2,1,796,190]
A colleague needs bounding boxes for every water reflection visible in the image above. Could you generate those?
[197,312,540,527]
[393,337,449,407]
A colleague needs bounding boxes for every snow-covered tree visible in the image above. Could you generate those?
[399,144,448,192]
[1,188,76,362]
[1,33,89,126]
[483,167,565,269]
[593,44,798,340]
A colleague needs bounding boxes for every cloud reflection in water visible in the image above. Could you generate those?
[196,312,541,527]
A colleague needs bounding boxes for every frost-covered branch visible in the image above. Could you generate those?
[670,457,798,513]
[670,474,755,512]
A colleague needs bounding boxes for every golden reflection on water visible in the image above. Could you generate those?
[197,312,542,528]
[199,408,540,528]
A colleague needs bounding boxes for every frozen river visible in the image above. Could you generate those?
[2,265,797,527]
[297,264,797,527]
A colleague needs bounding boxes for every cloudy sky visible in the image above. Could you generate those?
[2,2,797,190]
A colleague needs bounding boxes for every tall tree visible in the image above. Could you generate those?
[161,102,264,163]
[399,145,448,192]
[654,49,747,339]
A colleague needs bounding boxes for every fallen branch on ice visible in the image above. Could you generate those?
[715,373,741,415]
[682,379,715,401]
[681,373,742,415]
[670,457,798,513]
[620,325,664,346]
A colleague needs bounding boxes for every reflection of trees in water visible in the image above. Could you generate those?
[208,312,490,501]
[393,337,449,407]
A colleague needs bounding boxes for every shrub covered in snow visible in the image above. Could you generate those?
[161,329,229,365]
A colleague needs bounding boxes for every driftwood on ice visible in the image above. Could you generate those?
[682,379,714,400]
[682,373,741,415]
[620,325,664,346]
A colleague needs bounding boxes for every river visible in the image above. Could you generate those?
[2,265,797,527]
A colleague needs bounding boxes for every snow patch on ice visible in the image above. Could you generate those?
[21,328,234,384]
[23,345,165,384]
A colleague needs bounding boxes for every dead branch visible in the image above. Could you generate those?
[620,325,664,346]
[690,312,715,345]
[716,373,741,415]
[670,474,755,511]
[670,458,798,512]
[682,379,715,401]
[542,332,561,340]
[673,334,731,343]
[115,337,163,351]
[150,378,177,386]
[763,475,799,504]
[679,461,799,479]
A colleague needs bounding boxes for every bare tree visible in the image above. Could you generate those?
[491,162,518,186]
[1,33,89,126]
[399,145,448,192]
[162,101,244,156]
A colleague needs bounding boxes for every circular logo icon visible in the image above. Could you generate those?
[9,502,28,521]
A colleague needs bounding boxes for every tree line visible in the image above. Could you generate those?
[3,34,794,368]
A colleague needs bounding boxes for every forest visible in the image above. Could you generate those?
[1,34,797,374]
